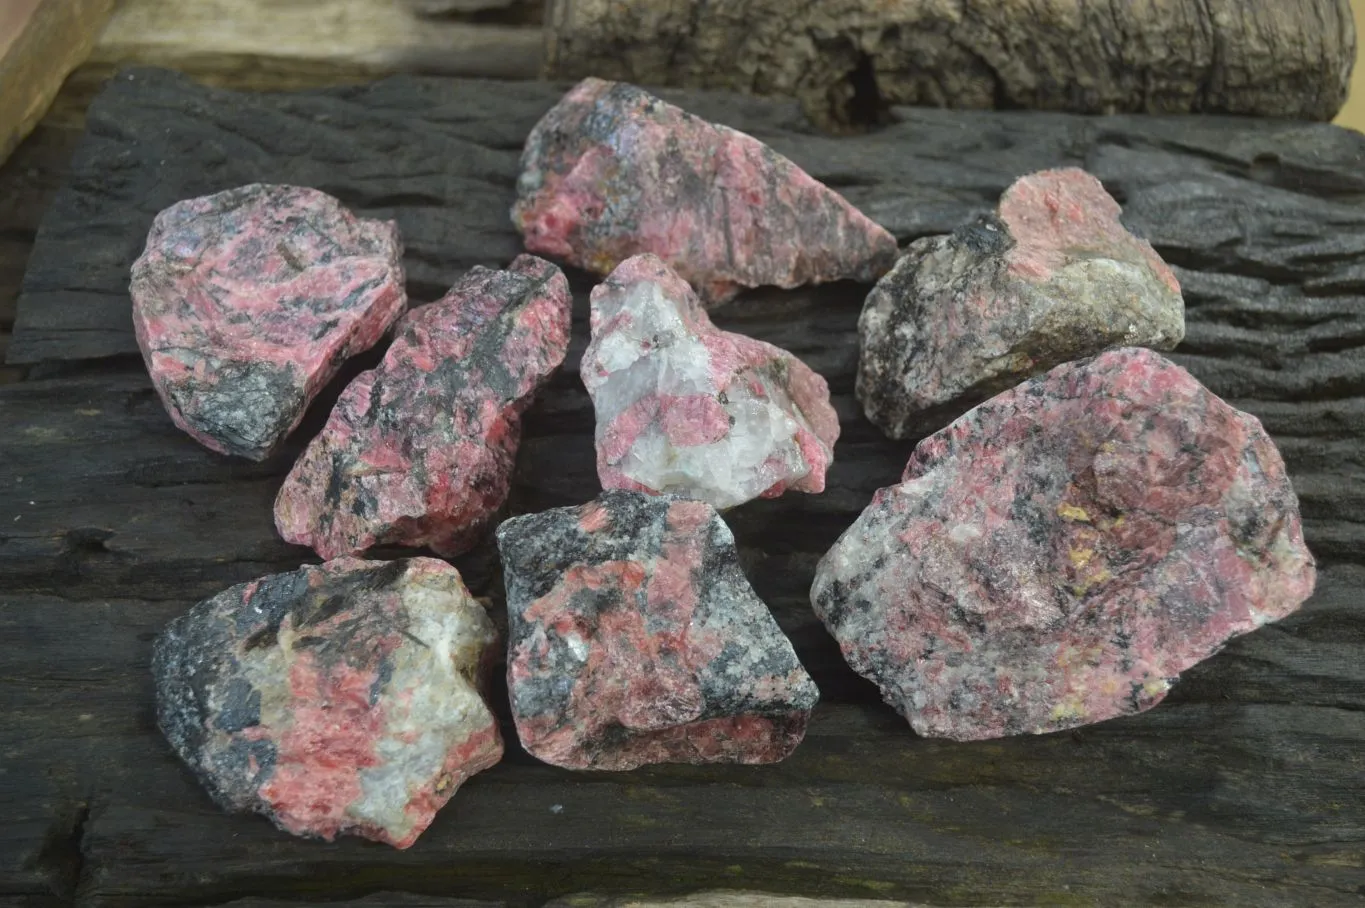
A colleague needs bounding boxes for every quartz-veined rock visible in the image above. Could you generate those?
[512,77,898,306]
[813,347,1316,741]
[131,183,406,460]
[275,254,572,558]
[499,490,819,769]
[583,254,839,510]
[858,167,1184,439]
[152,557,502,848]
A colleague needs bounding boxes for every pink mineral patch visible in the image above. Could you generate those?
[275,254,572,558]
[582,254,839,510]
[815,347,1315,741]
[131,183,407,460]
[857,166,1185,440]
[498,491,819,770]
[999,167,1180,293]
[152,557,503,848]
[513,78,899,306]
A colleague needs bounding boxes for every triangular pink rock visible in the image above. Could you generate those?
[513,78,898,305]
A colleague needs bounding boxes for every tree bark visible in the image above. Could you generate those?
[544,0,1357,131]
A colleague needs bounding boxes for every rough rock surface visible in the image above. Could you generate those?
[813,347,1316,741]
[275,254,571,558]
[582,254,839,510]
[131,183,406,460]
[152,557,502,848]
[8,67,1365,907]
[512,77,898,306]
[858,167,1184,439]
[499,490,819,769]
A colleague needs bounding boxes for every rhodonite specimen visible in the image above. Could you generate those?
[131,184,406,460]
[512,77,898,306]
[812,347,1315,741]
[275,254,571,558]
[152,557,502,848]
[499,490,820,769]
[858,167,1184,439]
[583,254,839,510]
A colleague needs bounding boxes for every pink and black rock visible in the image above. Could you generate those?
[858,167,1184,439]
[131,184,406,460]
[583,254,840,510]
[498,490,819,770]
[813,347,1316,741]
[275,254,571,559]
[512,77,898,306]
[152,557,502,848]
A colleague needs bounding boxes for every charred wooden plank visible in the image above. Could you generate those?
[0,122,84,385]
[1,69,1363,907]
[3,590,1363,907]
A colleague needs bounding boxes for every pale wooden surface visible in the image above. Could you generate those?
[88,0,543,87]
[1338,0,1365,131]
[0,0,43,60]
[0,0,115,161]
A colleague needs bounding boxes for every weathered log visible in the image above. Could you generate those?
[2,69,1365,906]
[544,0,1358,130]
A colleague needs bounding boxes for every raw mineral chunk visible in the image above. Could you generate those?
[512,77,898,306]
[275,255,571,558]
[152,557,502,848]
[499,490,819,769]
[858,167,1184,439]
[583,254,839,510]
[131,184,406,460]
[813,348,1315,741]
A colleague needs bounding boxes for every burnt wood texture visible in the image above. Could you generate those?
[2,69,1365,907]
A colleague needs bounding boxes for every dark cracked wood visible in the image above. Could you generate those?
[1,69,1364,906]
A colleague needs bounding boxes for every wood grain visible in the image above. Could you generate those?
[1,70,1363,906]
[0,121,82,385]
[1335,0,1365,131]
[0,0,42,61]
[82,0,542,93]
[545,0,1358,131]
[0,0,114,165]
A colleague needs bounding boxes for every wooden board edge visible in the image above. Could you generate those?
[0,0,115,166]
